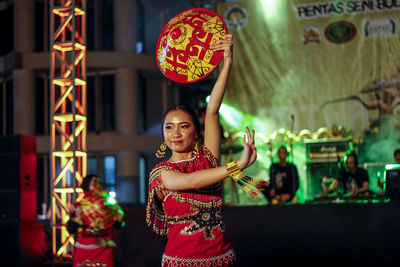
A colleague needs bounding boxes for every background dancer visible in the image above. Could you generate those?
[68,175,125,267]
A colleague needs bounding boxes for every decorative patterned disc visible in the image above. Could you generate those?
[79,189,119,230]
[156,8,228,83]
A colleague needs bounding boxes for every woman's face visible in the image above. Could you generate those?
[89,177,102,191]
[163,110,198,154]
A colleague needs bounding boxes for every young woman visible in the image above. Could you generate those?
[68,175,124,267]
[146,34,260,266]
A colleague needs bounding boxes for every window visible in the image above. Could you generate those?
[87,154,117,193]
[35,73,50,135]
[87,73,115,132]
[87,157,97,175]
[138,73,146,133]
[138,70,177,136]
[0,3,13,56]
[102,75,115,131]
[34,0,49,52]
[136,1,145,54]
[139,152,160,204]
[103,156,116,192]
[0,78,14,136]
[87,76,96,131]
[87,0,114,51]
[86,1,95,50]
[139,156,146,204]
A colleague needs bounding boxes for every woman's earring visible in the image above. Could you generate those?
[193,141,199,155]
[156,142,167,158]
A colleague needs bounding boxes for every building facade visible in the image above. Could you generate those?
[0,0,208,206]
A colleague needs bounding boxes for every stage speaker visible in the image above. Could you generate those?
[306,162,341,198]
[0,222,46,267]
[0,191,19,223]
[304,138,349,199]
[0,135,37,223]
[0,136,43,266]
[0,223,20,266]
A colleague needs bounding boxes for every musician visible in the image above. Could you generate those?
[377,148,400,191]
[395,148,400,164]
[324,152,370,196]
[266,146,299,204]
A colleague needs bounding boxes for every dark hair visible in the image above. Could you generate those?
[346,151,358,166]
[277,145,288,155]
[278,145,288,151]
[161,104,202,139]
[394,149,400,156]
[81,174,101,192]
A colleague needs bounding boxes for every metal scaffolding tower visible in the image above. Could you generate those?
[50,0,86,260]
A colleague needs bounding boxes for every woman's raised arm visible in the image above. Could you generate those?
[204,34,233,159]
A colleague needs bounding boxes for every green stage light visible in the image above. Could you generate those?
[385,164,400,171]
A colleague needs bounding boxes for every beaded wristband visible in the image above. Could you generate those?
[225,161,268,200]
[226,161,239,174]
[225,161,245,181]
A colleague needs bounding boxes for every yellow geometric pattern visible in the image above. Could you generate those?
[156,8,227,83]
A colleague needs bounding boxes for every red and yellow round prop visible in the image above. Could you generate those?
[156,8,228,83]
[79,189,119,230]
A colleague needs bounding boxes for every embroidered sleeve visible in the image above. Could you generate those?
[201,145,219,168]
[145,163,177,236]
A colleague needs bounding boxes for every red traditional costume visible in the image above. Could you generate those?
[146,145,235,267]
[71,189,122,267]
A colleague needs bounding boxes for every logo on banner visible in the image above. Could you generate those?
[303,25,321,44]
[325,21,357,44]
[362,17,398,38]
[223,5,248,31]
[295,1,400,20]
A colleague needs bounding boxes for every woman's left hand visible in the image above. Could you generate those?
[116,208,124,222]
[237,127,257,170]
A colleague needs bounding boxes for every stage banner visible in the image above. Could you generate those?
[217,0,400,164]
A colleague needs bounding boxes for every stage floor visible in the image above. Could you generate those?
[115,200,400,266]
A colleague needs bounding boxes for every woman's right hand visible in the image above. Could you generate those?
[236,127,257,170]
[210,34,233,65]
[75,206,82,219]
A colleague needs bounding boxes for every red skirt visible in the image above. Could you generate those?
[73,236,114,267]
[162,248,235,267]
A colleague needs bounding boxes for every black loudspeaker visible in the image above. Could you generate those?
[0,135,37,223]
[0,136,44,267]
[0,192,19,223]
[0,223,20,266]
